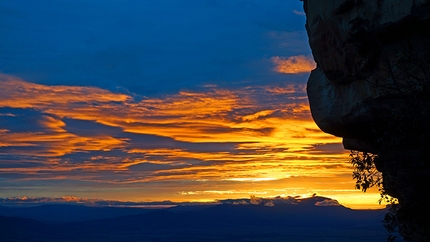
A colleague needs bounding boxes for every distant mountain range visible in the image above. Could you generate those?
[0,196,395,242]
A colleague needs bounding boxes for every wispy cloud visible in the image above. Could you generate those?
[315,198,341,207]
[272,55,316,74]
[293,10,306,16]
[0,196,178,207]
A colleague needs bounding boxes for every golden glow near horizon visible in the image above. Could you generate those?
[0,73,382,209]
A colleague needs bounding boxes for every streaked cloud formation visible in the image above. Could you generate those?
[0,74,380,208]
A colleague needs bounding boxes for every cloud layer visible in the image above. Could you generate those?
[0,74,382,208]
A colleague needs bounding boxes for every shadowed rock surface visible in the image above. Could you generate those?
[303,0,430,241]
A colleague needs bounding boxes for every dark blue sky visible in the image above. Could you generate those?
[1,0,308,96]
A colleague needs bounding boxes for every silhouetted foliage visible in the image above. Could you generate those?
[350,151,381,192]
[383,204,400,242]
[350,150,399,241]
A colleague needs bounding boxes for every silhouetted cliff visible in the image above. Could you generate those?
[303,0,430,241]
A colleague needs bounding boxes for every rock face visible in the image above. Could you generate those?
[303,0,430,241]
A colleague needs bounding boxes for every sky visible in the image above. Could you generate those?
[0,0,382,209]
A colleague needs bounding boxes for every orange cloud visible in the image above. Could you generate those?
[0,75,313,144]
[0,74,383,209]
[0,74,129,109]
[0,74,341,172]
[0,117,126,157]
[272,55,316,74]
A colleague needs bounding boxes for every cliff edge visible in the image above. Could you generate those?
[304,0,430,241]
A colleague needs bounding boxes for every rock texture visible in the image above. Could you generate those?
[303,0,430,241]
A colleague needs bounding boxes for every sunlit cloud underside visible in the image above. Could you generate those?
[0,73,381,209]
[272,55,316,74]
